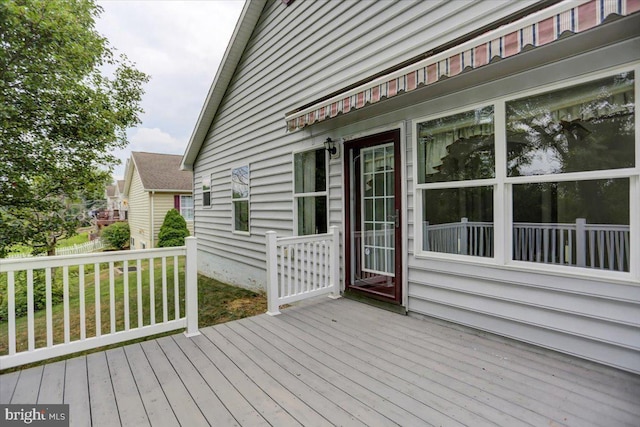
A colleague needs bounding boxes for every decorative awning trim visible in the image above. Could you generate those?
[285,0,639,132]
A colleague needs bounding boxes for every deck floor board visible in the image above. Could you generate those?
[3,297,639,427]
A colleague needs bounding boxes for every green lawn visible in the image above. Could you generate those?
[0,260,266,372]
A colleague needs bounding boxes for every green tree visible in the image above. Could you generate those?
[158,209,190,248]
[101,222,130,250]
[0,0,149,257]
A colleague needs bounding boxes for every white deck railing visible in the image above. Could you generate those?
[265,226,340,315]
[424,219,630,271]
[0,237,199,370]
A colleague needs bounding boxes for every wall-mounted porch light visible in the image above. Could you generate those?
[324,137,339,159]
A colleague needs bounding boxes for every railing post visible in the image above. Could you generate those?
[184,236,200,337]
[576,218,586,267]
[460,218,468,255]
[328,226,341,299]
[266,231,281,316]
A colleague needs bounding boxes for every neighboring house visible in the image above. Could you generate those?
[105,184,118,214]
[181,0,640,373]
[115,179,128,220]
[124,152,194,249]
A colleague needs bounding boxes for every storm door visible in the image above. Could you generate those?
[344,129,402,304]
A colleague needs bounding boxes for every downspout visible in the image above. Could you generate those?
[150,190,155,248]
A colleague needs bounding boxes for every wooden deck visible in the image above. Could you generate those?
[1,297,639,426]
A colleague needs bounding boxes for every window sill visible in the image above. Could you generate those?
[413,251,639,286]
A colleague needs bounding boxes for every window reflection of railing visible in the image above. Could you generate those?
[423,218,493,257]
[423,219,630,272]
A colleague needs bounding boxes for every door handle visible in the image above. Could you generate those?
[387,209,400,228]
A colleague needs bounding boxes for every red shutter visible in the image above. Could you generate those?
[174,195,180,210]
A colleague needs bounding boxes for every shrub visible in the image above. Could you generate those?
[102,222,130,250]
[158,209,190,247]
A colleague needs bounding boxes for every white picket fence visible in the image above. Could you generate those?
[423,218,630,271]
[55,239,106,256]
[265,226,340,315]
[6,239,106,259]
[0,237,199,370]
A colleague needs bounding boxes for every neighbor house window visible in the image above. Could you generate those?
[174,195,194,221]
[202,175,211,207]
[414,69,636,273]
[294,148,328,235]
[231,165,250,233]
[416,105,495,258]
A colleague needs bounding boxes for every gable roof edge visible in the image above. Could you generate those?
[181,0,267,171]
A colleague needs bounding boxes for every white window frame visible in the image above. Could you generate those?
[292,147,329,236]
[180,194,194,221]
[231,165,250,235]
[202,174,212,208]
[412,63,640,282]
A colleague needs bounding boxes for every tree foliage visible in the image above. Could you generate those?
[101,222,130,250]
[158,209,190,248]
[0,0,149,256]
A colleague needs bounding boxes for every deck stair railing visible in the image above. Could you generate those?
[424,218,630,271]
[265,226,340,315]
[0,237,199,370]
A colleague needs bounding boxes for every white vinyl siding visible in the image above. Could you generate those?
[192,0,640,373]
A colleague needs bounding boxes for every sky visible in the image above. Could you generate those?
[95,0,246,181]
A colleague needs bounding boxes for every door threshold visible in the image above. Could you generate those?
[342,290,407,315]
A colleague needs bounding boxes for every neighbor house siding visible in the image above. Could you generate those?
[151,193,195,248]
[128,167,150,250]
[193,0,537,288]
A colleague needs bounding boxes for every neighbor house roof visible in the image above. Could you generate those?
[124,152,193,196]
[181,0,267,171]
[106,185,116,198]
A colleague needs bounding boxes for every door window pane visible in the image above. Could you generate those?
[423,186,494,257]
[512,179,630,271]
[506,72,635,176]
[417,106,495,183]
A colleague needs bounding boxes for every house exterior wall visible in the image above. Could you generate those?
[192,0,640,373]
[128,167,151,249]
[194,0,538,287]
[151,193,195,248]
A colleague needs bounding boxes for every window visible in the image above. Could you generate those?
[506,72,634,271]
[415,69,636,274]
[294,148,327,235]
[175,195,194,221]
[202,175,211,207]
[232,165,250,233]
[417,106,495,258]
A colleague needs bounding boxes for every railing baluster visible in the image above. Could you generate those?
[137,259,143,327]
[598,231,605,268]
[46,268,53,347]
[123,261,130,331]
[162,257,168,323]
[8,272,16,355]
[27,269,35,351]
[287,244,292,297]
[149,258,155,325]
[63,266,70,343]
[95,263,101,337]
[174,256,180,320]
[109,261,115,334]
[79,265,86,340]
[606,231,614,271]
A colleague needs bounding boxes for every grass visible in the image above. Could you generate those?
[0,261,266,373]
[56,231,90,248]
